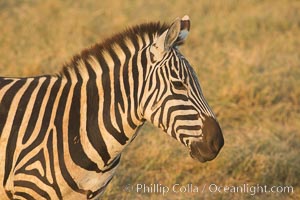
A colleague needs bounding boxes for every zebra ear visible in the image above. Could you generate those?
[165,15,190,49]
[164,18,181,50]
[150,16,190,60]
[155,16,191,52]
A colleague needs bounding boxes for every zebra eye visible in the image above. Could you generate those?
[171,80,186,90]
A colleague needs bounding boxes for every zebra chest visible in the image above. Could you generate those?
[62,156,122,199]
[71,170,115,199]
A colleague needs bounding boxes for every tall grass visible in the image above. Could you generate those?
[0,0,299,199]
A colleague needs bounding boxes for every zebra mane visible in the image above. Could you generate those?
[59,22,169,76]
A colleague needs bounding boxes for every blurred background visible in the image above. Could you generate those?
[0,0,299,199]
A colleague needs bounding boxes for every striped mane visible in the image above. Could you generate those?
[59,22,169,76]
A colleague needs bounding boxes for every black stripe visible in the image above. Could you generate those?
[147,65,154,91]
[54,73,86,194]
[5,190,13,199]
[182,63,188,81]
[118,42,130,97]
[158,67,168,101]
[2,79,26,186]
[0,79,25,138]
[119,41,136,129]
[0,78,13,90]
[130,36,141,123]
[68,67,100,172]
[14,180,51,200]
[14,192,35,200]
[22,78,51,144]
[98,52,128,145]
[139,48,148,102]
[179,132,203,144]
[150,96,161,123]
[47,129,62,199]
[176,125,202,133]
[171,113,201,139]
[109,48,125,134]
[109,48,124,112]
[142,70,156,113]
[170,56,179,78]
[85,60,111,165]
[154,70,161,104]
[165,104,194,129]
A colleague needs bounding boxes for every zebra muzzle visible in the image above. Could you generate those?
[189,116,224,162]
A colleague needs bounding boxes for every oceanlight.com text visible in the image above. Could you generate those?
[123,183,294,196]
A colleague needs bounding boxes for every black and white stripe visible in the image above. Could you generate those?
[0,15,223,199]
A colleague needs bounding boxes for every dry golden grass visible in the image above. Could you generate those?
[0,0,299,199]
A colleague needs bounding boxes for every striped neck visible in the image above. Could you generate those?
[53,23,169,159]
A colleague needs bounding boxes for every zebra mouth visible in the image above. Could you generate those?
[189,151,206,163]
[189,148,217,163]
[189,139,223,163]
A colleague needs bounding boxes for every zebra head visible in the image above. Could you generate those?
[140,16,224,162]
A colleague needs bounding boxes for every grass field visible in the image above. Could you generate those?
[0,0,299,199]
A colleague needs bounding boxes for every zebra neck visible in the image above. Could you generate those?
[57,49,152,166]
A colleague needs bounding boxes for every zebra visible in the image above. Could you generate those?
[0,15,224,199]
